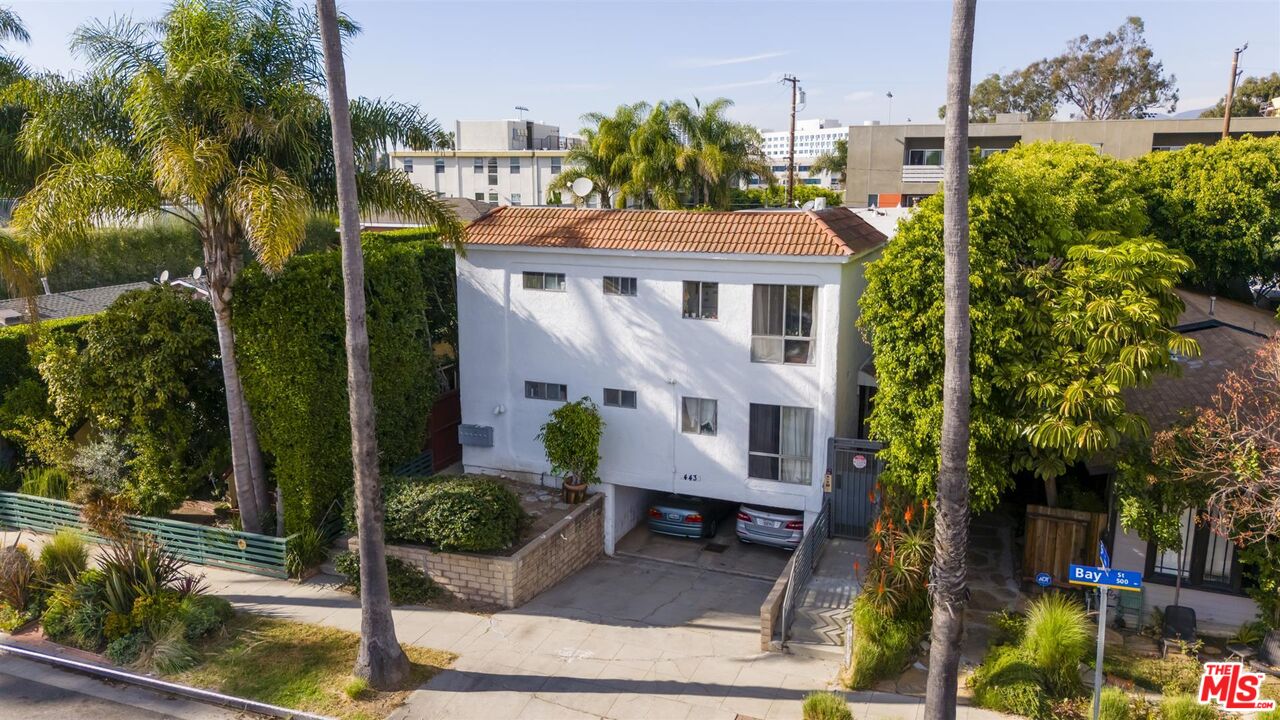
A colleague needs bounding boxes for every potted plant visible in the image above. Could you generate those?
[536,397,604,504]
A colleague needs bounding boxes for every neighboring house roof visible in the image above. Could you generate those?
[361,198,497,230]
[462,206,887,257]
[1121,291,1279,432]
[0,281,154,325]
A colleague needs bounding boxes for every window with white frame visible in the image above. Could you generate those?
[681,397,717,435]
[748,404,813,483]
[510,157,521,174]
[751,284,815,364]
[906,148,943,165]
[603,388,637,409]
[522,271,565,291]
[435,158,445,173]
[474,192,484,201]
[473,157,484,173]
[402,158,413,173]
[487,157,498,185]
[682,281,718,320]
[510,193,522,205]
[488,192,499,203]
[524,381,567,401]
[603,276,637,296]
[550,157,562,174]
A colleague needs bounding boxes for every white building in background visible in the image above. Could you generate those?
[453,206,888,552]
[391,119,601,208]
[751,118,849,191]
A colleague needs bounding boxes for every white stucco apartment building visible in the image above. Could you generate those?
[454,206,887,551]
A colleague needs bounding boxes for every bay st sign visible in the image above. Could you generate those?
[1067,564,1143,591]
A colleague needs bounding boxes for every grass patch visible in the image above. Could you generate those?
[169,614,454,720]
[1100,648,1203,695]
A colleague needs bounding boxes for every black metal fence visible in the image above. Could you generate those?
[827,437,883,539]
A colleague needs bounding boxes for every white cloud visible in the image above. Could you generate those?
[676,51,789,69]
[692,74,782,92]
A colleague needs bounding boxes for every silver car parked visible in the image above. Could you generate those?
[735,503,804,549]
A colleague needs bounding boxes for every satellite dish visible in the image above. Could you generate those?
[159,270,170,284]
[571,177,594,198]
[801,200,816,210]
[192,266,204,280]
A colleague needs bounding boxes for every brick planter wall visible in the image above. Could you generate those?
[349,493,604,608]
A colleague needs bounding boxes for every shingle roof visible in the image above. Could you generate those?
[0,281,153,325]
[463,206,887,257]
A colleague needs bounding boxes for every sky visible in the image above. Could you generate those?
[5,0,1280,134]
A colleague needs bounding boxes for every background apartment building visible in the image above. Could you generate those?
[392,119,599,208]
[749,118,848,191]
[844,115,1280,208]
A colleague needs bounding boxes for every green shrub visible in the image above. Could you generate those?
[1023,592,1090,696]
[378,475,441,542]
[98,537,199,617]
[0,543,36,611]
[19,467,70,500]
[970,644,1053,719]
[990,609,1027,648]
[233,238,452,533]
[1159,695,1220,720]
[42,569,108,649]
[846,593,928,689]
[138,621,197,674]
[105,631,145,665]
[802,691,852,720]
[342,677,370,700]
[0,602,33,631]
[1098,687,1133,720]
[178,594,233,640]
[39,530,89,586]
[0,468,20,492]
[285,525,330,577]
[333,551,440,606]
[422,477,524,552]
[130,591,182,640]
[537,398,605,486]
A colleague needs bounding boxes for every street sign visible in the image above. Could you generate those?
[1099,541,1111,570]
[1035,572,1052,587]
[1068,564,1143,592]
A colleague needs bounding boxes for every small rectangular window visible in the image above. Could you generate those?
[402,158,413,173]
[907,148,943,166]
[682,281,718,320]
[435,158,445,173]
[511,193,522,205]
[475,192,485,201]
[603,388,637,409]
[522,271,566,291]
[473,157,485,173]
[550,158,562,175]
[748,403,813,483]
[603,276,637,296]
[525,381,567,402]
[487,157,498,185]
[681,397,717,435]
[510,157,521,174]
[867,194,879,208]
[488,192,499,203]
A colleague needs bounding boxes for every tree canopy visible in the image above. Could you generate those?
[808,138,848,185]
[1200,73,1280,119]
[1136,136,1280,296]
[860,143,1196,509]
[938,70,1057,122]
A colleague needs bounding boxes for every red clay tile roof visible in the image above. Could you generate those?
[463,206,886,257]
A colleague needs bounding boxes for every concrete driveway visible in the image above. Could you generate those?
[394,555,839,720]
[614,522,793,581]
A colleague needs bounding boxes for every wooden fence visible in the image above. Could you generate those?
[1023,504,1108,588]
[0,491,333,579]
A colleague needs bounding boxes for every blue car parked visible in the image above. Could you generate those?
[646,494,731,539]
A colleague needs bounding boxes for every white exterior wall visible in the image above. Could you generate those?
[396,152,591,207]
[1113,526,1260,635]
[456,246,853,542]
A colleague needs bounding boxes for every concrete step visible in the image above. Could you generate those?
[787,639,845,662]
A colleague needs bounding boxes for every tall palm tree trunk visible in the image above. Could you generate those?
[924,1,977,718]
[316,0,410,689]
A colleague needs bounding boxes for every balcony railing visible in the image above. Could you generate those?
[901,165,944,183]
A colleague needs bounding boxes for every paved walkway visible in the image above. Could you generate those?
[2,529,1009,719]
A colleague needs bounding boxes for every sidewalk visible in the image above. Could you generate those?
[2,528,1010,720]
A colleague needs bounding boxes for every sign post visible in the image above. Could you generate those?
[1069,548,1142,720]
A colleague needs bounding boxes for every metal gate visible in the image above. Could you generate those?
[827,437,883,539]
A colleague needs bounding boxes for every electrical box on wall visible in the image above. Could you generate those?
[458,424,494,447]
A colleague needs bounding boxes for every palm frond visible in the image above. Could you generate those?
[350,167,464,249]
[227,159,310,273]
[0,6,30,46]
[71,14,162,83]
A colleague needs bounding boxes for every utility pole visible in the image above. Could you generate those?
[1223,43,1248,139]
[782,74,800,206]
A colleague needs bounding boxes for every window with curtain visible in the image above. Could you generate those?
[681,397,717,435]
[748,403,813,484]
[751,284,815,364]
[1146,507,1242,592]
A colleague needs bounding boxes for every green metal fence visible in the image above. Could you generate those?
[0,491,301,578]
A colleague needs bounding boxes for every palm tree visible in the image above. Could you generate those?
[9,0,462,534]
[671,97,773,209]
[549,102,648,208]
[923,0,977,718]
[0,5,37,308]
[315,0,409,689]
[808,138,848,188]
[622,102,683,209]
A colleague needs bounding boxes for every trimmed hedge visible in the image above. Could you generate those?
[232,237,456,533]
[353,474,525,552]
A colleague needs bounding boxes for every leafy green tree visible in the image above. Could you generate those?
[537,397,605,487]
[1136,136,1280,296]
[731,184,842,209]
[549,102,648,208]
[808,138,848,186]
[40,287,227,515]
[0,4,29,195]
[1200,73,1280,118]
[8,0,462,533]
[938,70,1058,122]
[861,143,1196,510]
[1041,17,1178,119]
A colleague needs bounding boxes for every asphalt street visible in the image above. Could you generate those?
[0,654,249,719]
